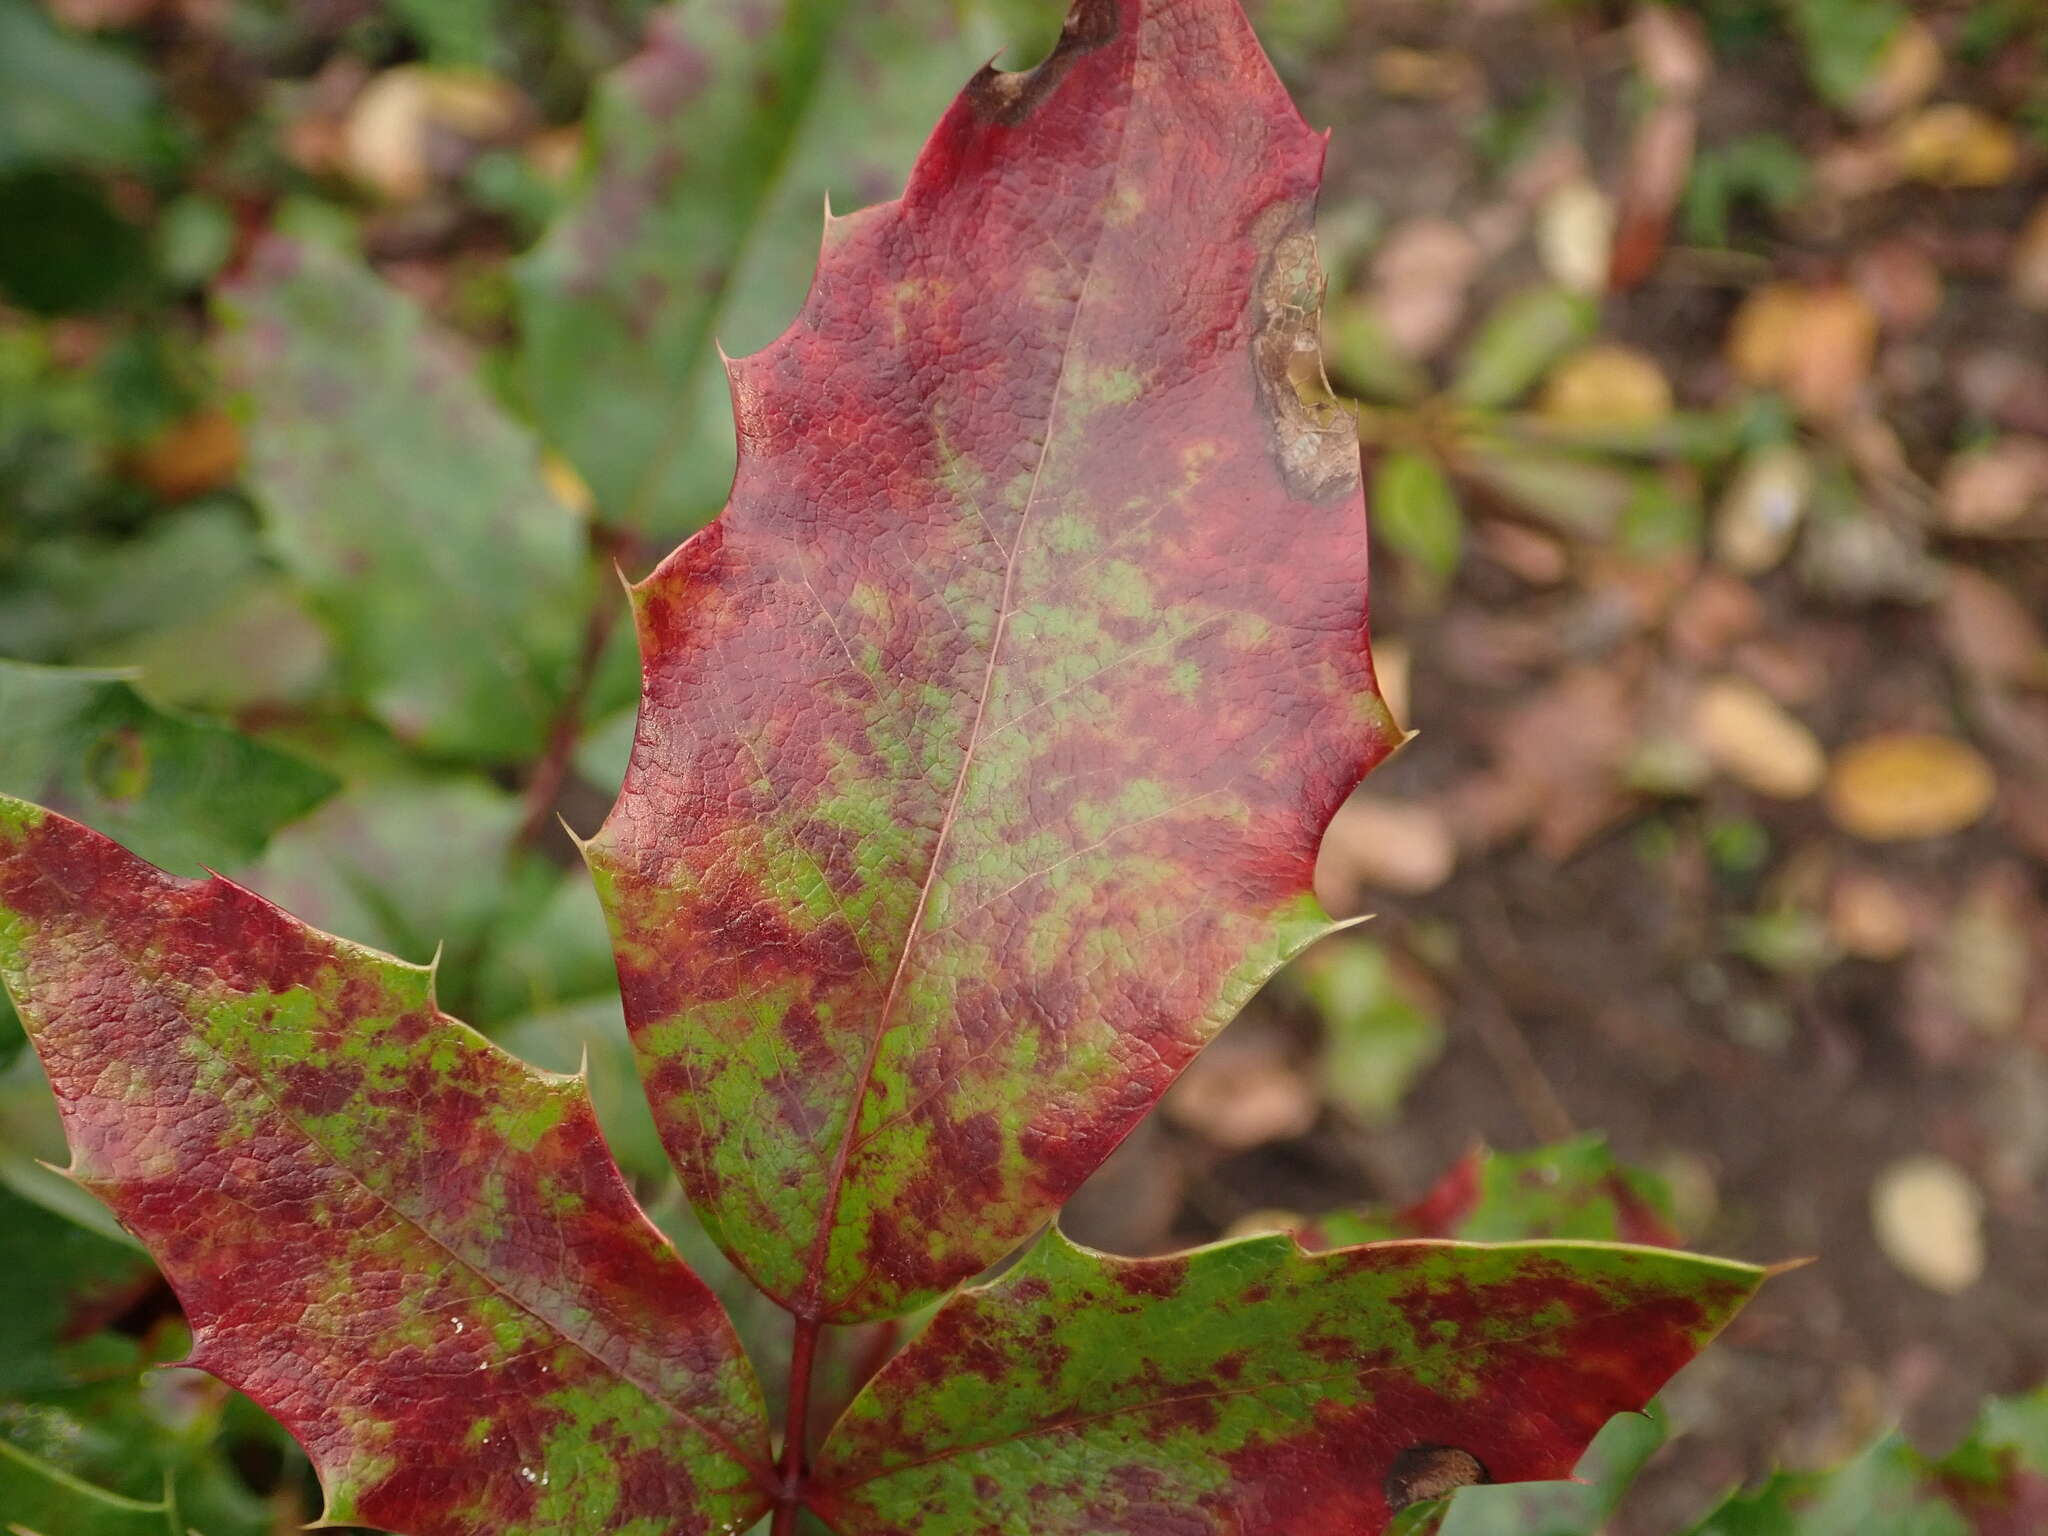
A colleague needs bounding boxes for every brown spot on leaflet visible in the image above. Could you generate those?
[1249,212,1359,502]
[965,0,1120,125]
[1114,1254,1188,1299]
[1385,1446,1490,1510]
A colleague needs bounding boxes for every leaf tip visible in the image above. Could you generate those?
[556,809,595,855]
[32,1155,89,1188]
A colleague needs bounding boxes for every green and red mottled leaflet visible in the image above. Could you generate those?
[0,797,773,1536]
[1302,1137,1682,1251]
[810,1228,1763,1535]
[587,0,1400,1326]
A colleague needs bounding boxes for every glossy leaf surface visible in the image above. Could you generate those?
[589,0,1398,1323]
[0,798,773,1536]
[218,237,590,764]
[1334,1140,1680,1536]
[516,0,1020,537]
[810,1227,1762,1534]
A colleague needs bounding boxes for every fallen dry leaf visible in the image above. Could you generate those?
[524,124,584,186]
[1851,239,1943,333]
[1797,501,1943,606]
[1828,870,1914,961]
[1373,217,1482,360]
[1891,104,2020,188]
[1608,8,1705,290]
[281,55,371,177]
[1958,357,2048,445]
[1057,1118,1183,1258]
[1476,519,1570,585]
[1826,732,1997,841]
[2014,199,2048,310]
[1814,135,1905,202]
[1689,676,1825,800]
[1537,179,1613,296]
[1610,103,1695,290]
[1161,1038,1318,1151]
[1871,1154,1985,1295]
[1632,4,1709,99]
[122,409,242,501]
[1369,46,1481,102]
[1848,19,1942,125]
[1940,437,2048,534]
[1733,633,1829,708]
[1713,443,1814,574]
[1667,570,1764,664]
[1720,286,1818,387]
[1727,283,1878,420]
[1464,665,1639,858]
[1937,566,2048,687]
[1316,793,1458,903]
[342,66,524,202]
[1538,344,1672,425]
[1940,868,2034,1038]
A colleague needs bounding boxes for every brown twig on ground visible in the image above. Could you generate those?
[1462,888,1580,1143]
[1467,989,1579,1144]
[513,522,643,852]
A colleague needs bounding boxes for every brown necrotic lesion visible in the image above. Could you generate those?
[966,0,1122,126]
[1249,220,1360,502]
[1384,1445,1490,1510]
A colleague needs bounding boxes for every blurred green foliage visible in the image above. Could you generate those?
[1682,134,1811,247]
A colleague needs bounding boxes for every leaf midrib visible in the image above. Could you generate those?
[793,26,1143,1319]
[819,1287,1730,1493]
[165,961,774,1490]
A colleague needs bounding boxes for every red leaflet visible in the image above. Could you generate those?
[587,0,1398,1326]
[809,1230,1762,1535]
[0,800,773,1536]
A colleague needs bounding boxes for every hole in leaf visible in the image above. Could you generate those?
[1385,1445,1489,1510]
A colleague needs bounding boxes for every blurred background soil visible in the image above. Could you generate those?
[2,0,2046,1530]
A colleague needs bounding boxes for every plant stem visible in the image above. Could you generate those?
[513,525,639,851]
[773,1314,824,1535]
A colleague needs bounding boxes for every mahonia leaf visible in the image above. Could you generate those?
[1302,1137,1681,1250]
[0,659,337,877]
[809,1228,1763,1534]
[588,0,1399,1324]
[516,0,1019,536]
[1405,1404,1670,1536]
[217,237,592,765]
[0,658,339,1060]
[0,1182,158,1400]
[0,0,157,175]
[0,797,774,1536]
[1293,1141,1681,1536]
[0,1190,277,1536]
[1688,1386,2048,1536]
